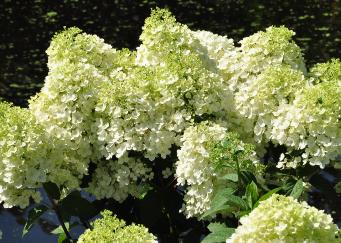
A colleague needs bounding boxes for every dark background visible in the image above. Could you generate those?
[1,0,340,107]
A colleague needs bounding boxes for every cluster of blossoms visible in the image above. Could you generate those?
[274,59,341,168]
[0,102,81,208]
[88,9,236,199]
[176,122,262,217]
[28,28,156,201]
[197,21,340,168]
[218,25,306,92]
[78,210,157,243]
[86,154,154,202]
[95,8,233,162]
[29,27,115,175]
[226,194,340,242]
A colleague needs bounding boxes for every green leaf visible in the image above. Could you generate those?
[57,233,71,243]
[254,187,282,208]
[239,171,258,187]
[210,188,235,208]
[335,181,341,193]
[245,181,259,209]
[43,182,60,201]
[59,191,98,220]
[224,195,248,210]
[51,222,78,235]
[220,173,238,182]
[135,184,153,200]
[290,179,303,199]
[200,205,232,219]
[52,226,65,235]
[237,210,251,218]
[207,222,234,234]
[204,188,247,219]
[202,233,227,243]
[22,205,49,237]
[202,223,235,243]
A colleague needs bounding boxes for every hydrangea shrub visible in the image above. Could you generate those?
[0,8,339,242]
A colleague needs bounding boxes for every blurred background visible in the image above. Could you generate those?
[1,0,341,107]
[0,0,340,242]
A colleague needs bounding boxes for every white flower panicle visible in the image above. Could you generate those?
[226,194,340,243]
[29,27,116,182]
[95,9,234,163]
[235,65,307,144]
[219,26,306,92]
[0,102,80,208]
[86,152,153,202]
[274,60,341,168]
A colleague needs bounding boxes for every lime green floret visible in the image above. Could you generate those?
[304,59,341,119]
[78,210,156,243]
[227,194,340,242]
[0,102,44,208]
[310,58,341,83]
[47,26,117,73]
[209,131,262,173]
[254,65,306,107]
[306,59,341,117]
[299,78,340,121]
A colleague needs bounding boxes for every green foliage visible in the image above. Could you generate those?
[209,133,262,174]
[202,223,235,243]
[244,181,258,209]
[335,181,341,194]
[22,205,49,237]
[289,179,304,199]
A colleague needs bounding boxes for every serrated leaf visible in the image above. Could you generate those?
[335,181,341,193]
[237,210,251,218]
[59,191,98,220]
[220,173,238,182]
[135,184,153,200]
[201,233,227,243]
[200,205,232,219]
[254,187,281,208]
[210,188,235,209]
[57,233,68,243]
[245,181,259,209]
[224,195,248,210]
[22,205,49,237]
[290,179,303,199]
[208,188,247,219]
[51,222,78,235]
[239,171,257,187]
[202,223,235,243]
[43,182,60,201]
[207,222,233,234]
